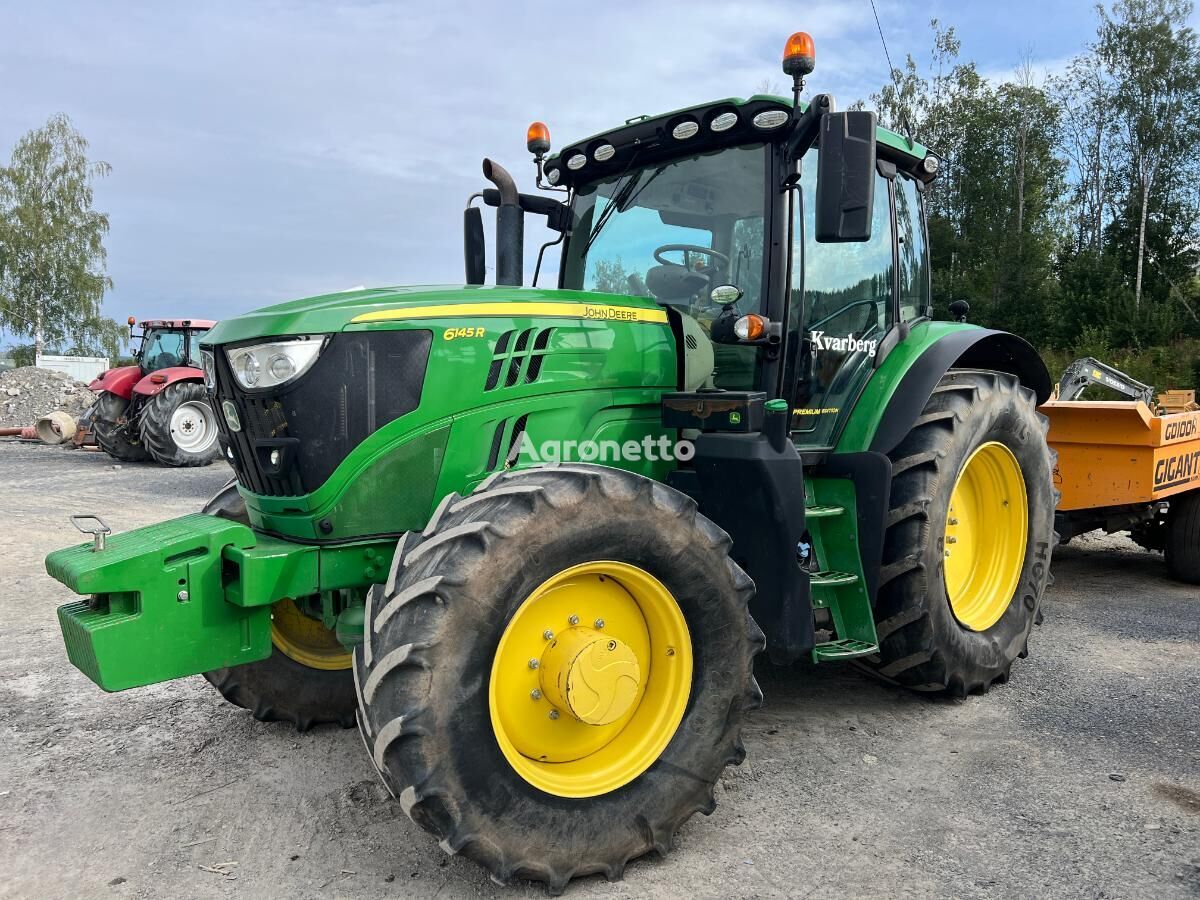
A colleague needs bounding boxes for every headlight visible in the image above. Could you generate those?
[200,349,217,389]
[225,335,327,391]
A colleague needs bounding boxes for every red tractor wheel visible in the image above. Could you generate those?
[139,382,221,467]
[91,391,151,462]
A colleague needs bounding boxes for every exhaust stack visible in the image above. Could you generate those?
[482,158,523,286]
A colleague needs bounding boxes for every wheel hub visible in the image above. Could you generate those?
[944,441,1028,632]
[271,598,352,670]
[169,400,218,453]
[488,561,692,798]
[539,627,641,726]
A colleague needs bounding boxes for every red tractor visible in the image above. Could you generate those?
[88,318,222,466]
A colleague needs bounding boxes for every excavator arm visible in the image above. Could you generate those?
[1057,357,1155,405]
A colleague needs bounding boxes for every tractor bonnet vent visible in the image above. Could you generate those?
[484,328,555,391]
[484,413,530,472]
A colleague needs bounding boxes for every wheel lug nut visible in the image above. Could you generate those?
[528,658,539,670]
[947,536,957,544]
[945,550,952,558]
[530,689,542,700]
[567,614,579,626]
[949,518,958,525]
[594,618,605,629]
[543,629,554,640]
[548,709,560,720]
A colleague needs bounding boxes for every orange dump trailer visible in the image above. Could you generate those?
[1042,399,1199,582]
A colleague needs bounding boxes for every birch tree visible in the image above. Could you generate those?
[0,113,120,360]
[1099,0,1200,308]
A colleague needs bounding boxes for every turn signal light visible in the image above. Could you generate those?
[782,31,816,77]
[127,316,136,325]
[734,314,767,342]
[527,121,551,156]
[150,373,167,383]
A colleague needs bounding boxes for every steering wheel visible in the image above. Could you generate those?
[808,298,881,333]
[654,244,730,273]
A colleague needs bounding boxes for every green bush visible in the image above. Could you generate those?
[1042,338,1200,397]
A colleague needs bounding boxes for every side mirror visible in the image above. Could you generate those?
[815,110,877,243]
[464,206,486,285]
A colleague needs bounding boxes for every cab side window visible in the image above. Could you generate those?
[791,161,895,447]
[800,170,894,341]
[895,175,930,322]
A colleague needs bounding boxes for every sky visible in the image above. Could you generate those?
[1,0,1192,339]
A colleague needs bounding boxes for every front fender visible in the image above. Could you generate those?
[131,366,205,397]
[837,321,1051,456]
[89,365,141,399]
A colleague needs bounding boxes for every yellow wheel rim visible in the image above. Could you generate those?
[944,441,1028,632]
[270,598,352,671]
[488,561,692,798]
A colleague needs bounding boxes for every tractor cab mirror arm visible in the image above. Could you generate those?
[784,93,833,168]
[480,188,569,233]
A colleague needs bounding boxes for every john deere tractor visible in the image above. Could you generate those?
[46,33,1055,892]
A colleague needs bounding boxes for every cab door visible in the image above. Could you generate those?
[789,160,897,449]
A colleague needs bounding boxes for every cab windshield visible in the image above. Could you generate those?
[561,144,768,390]
[141,329,201,372]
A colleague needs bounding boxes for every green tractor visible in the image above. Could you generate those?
[46,32,1055,892]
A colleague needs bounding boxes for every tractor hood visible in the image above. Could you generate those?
[201,285,667,346]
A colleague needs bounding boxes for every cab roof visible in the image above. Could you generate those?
[139,318,216,330]
[544,94,931,190]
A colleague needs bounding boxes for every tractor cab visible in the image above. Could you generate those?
[467,39,939,453]
[130,318,214,375]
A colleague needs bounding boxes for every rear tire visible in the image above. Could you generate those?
[355,464,762,892]
[139,382,221,467]
[91,391,150,462]
[1165,491,1200,584]
[864,370,1056,695]
[199,482,356,731]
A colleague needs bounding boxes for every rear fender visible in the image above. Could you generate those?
[132,366,205,398]
[89,365,141,399]
[837,322,1051,456]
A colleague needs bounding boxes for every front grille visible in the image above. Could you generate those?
[211,330,432,496]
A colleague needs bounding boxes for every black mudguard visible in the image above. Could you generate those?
[869,328,1051,456]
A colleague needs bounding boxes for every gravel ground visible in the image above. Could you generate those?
[0,367,95,428]
[0,441,1196,900]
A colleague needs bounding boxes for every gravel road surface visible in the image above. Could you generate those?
[0,442,1196,899]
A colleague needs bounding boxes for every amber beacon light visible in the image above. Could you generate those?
[782,31,816,77]
[526,121,551,158]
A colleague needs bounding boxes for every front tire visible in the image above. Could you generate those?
[139,382,221,467]
[355,465,763,892]
[91,391,150,462]
[200,481,356,731]
[864,370,1055,695]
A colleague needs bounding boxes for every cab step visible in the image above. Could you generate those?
[812,638,879,661]
[810,570,859,587]
[805,504,845,519]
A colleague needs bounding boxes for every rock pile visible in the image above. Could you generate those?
[0,367,96,428]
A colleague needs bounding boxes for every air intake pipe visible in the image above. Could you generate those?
[482,158,523,286]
